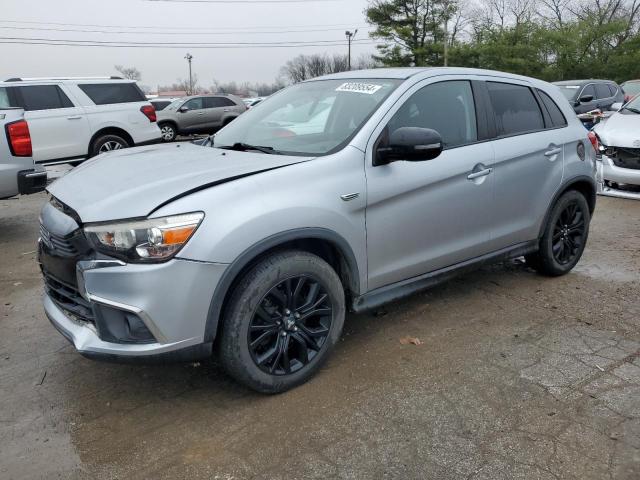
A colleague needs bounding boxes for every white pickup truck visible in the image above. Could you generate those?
[0,108,47,198]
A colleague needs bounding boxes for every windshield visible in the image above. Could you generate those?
[165,98,185,111]
[623,94,640,113]
[623,82,640,96]
[213,79,401,156]
[557,85,580,101]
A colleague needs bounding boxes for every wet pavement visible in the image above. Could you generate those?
[1,192,639,479]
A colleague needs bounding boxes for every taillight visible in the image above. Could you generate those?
[5,120,32,157]
[587,131,599,152]
[140,105,157,123]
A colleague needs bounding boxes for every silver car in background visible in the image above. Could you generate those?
[39,68,597,393]
[156,94,246,142]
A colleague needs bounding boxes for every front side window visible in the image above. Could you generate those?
[78,83,145,105]
[184,98,204,110]
[18,85,73,111]
[385,80,478,149]
[213,78,400,156]
[557,85,580,101]
[595,83,611,99]
[580,84,596,100]
[487,82,544,136]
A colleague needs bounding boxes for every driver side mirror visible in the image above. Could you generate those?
[375,127,444,166]
[578,95,594,104]
[610,102,623,111]
[178,106,189,113]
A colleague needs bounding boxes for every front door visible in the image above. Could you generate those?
[179,97,208,132]
[365,79,496,291]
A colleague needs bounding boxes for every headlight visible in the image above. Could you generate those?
[84,212,204,263]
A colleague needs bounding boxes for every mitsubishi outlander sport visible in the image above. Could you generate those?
[39,68,597,393]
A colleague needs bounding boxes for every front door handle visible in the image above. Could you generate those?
[467,168,493,180]
[223,108,231,112]
[197,112,206,115]
[544,147,562,157]
[67,115,82,120]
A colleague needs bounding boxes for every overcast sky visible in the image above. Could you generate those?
[0,0,377,90]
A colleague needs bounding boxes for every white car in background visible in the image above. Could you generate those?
[593,95,640,199]
[0,77,161,165]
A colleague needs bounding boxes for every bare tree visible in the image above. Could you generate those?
[114,65,141,81]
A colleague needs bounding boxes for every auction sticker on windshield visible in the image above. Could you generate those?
[336,83,383,95]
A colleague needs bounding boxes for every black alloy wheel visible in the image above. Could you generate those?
[525,190,590,276]
[248,275,333,375]
[552,201,586,265]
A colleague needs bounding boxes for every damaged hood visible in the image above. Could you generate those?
[48,143,311,223]
[593,111,640,148]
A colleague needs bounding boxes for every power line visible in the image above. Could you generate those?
[0,38,377,49]
[0,24,372,36]
[0,35,374,46]
[146,0,338,2]
[0,19,369,32]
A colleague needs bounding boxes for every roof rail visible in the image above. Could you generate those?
[4,76,125,82]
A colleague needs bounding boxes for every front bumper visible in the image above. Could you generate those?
[597,155,640,200]
[43,256,228,360]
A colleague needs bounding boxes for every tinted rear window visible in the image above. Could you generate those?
[487,82,544,136]
[206,97,236,108]
[17,85,74,111]
[537,90,567,128]
[78,83,145,105]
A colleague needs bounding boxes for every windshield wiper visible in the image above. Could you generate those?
[218,142,283,155]
[622,106,640,114]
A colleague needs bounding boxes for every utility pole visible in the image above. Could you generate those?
[184,53,193,95]
[345,29,358,70]
[443,19,449,67]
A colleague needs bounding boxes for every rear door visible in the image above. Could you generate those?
[203,97,227,128]
[18,84,91,163]
[483,81,566,249]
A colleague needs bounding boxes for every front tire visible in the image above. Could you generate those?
[526,190,591,276]
[219,251,345,393]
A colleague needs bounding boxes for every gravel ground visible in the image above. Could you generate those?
[0,192,639,480]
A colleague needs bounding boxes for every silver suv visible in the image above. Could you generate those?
[39,68,597,393]
[156,94,246,141]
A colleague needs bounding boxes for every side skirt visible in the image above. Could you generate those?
[352,241,538,313]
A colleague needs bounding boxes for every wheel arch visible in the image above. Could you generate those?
[88,127,134,156]
[204,228,361,344]
[539,175,596,239]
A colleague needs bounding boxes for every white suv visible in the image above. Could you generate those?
[0,77,161,164]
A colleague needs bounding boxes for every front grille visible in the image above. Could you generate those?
[39,224,78,256]
[611,147,640,170]
[43,270,95,324]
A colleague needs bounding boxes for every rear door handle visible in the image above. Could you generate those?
[67,115,82,120]
[223,108,231,112]
[544,147,562,157]
[467,168,493,180]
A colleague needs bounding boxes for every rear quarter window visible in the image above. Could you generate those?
[537,89,568,128]
[487,82,544,136]
[78,83,146,105]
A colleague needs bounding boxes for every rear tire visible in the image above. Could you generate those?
[90,134,130,157]
[526,190,590,276]
[219,251,345,393]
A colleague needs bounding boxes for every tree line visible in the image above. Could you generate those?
[366,0,640,82]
